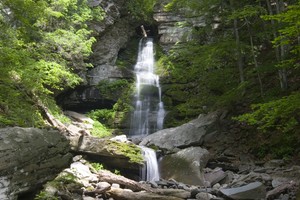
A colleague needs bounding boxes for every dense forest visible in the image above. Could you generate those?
[0,0,299,159]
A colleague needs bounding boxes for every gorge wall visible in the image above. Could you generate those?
[56,0,207,136]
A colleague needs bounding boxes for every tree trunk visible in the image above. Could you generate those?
[247,22,264,96]
[233,18,245,84]
[107,188,184,200]
[266,0,288,90]
[98,170,152,192]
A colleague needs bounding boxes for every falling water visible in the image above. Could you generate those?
[129,37,164,181]
[129,38,165,136]
[140,146,160,181]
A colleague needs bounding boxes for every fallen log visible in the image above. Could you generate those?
[107,188,184,200]
[98,170,151,192]
[141,25,147,37]
[153,188,191,199]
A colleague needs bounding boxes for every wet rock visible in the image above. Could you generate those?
[220,181,266,199]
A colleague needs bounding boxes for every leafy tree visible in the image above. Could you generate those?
[125,0,157,21]
[0,0,104,127]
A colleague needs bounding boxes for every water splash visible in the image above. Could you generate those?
[140,146,160,181]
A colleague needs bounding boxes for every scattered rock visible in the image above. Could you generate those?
[220,181,266,199]
[204,167,226,186]
[195,192,215,200]
[266,181,297,199]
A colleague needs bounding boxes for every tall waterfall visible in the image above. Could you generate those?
[129,38,165,136]
[129,37,164,181]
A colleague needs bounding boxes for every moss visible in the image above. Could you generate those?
[107,140,144,164]
[35,172,83,200]
[97,79,131,100]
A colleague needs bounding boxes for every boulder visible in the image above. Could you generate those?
[204,167,226,186]
[220,181,266,199]
[69,135,143,173]
[140,111,220,152]
[0,127,72,200]
[160,147,210,186]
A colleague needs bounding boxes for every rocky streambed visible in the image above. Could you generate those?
[35,155,299,200]
[1,111,300,200]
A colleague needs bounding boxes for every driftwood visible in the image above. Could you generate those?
[141,25,147,37]
[84,186,111,196]
[98,170,191,199]
[33,94,79,136]
[107,188,184,200]
[98,170,152,192]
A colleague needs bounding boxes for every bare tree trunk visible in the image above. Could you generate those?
[108,188,184,200]
[141,25,148,37]
[249,33,264,96]
[267,0,288,90]
[233,18,245,84]
[98,170,152,192]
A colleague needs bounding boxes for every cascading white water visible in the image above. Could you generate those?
[140,146,160,181]
[129,38,165,136]
[129,37,164,181]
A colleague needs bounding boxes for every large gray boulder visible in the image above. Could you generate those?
[0,127,72,200]
[159,147,210,186]
[69,135,143,172]
[140,111,220,153]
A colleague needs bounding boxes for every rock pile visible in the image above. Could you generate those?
[36,156,299,200]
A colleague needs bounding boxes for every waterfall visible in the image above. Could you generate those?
[129,38,165,136]
[140,146,160,182]
[129,37,164,181]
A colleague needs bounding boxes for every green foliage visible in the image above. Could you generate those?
[235,92,300,133]
[0,0,104,126]
[97,79,131,100]
[116,38,139,69]
[159,39,241,125]
[87,109,115,127]
[262,1,300,69]
[114,169,121,175]
[125,0,157,21]
[90,121,112,138]
[35,191,59,200]
[90,162,104,171]
[35,172,81,200]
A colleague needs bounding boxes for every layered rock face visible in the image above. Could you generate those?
[0,127,72,200]
[59,0,134,111]
[153,1,205,51]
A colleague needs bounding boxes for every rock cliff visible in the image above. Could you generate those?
[58,0,135,111]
